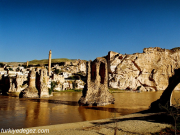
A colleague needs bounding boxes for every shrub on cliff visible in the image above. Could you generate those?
[49,81,58,95]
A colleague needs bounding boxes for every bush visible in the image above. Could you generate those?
[67,75,80,80]
[0,63,4,68]
[137,86,141,90]
[72,81,77,89]
[49,81,58,95]
[54,69,62,74]
[9,68,13,71]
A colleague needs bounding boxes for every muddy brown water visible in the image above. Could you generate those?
[0,91,180,129]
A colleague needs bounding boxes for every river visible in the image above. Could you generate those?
[0,91,180,129]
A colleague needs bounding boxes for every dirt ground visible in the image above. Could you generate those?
[15,109,173,135]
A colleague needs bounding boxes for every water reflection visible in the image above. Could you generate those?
[0,91,180,129]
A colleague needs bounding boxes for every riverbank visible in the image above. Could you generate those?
[22,109,172,135]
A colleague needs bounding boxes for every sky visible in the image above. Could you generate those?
[0,0,180,62]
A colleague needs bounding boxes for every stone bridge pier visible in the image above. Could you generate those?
[78,57,114,106]
[19,69,39,98]
[150,68,180,110]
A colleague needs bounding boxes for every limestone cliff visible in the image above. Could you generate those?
[107,47,180,91]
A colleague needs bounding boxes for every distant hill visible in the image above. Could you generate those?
[28,58,78,65]
[0,58,86,66]
[0,62,25,67]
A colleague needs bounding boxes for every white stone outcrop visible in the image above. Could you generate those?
[107,47,180,91]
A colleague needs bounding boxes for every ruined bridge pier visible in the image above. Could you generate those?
[150,68,180,110]
[78,57,114,106]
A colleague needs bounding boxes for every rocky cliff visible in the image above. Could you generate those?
[107,47,180,91]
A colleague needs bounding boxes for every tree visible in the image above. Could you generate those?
[9,68,13,71]
[22,65,27,69]
[54,69,62,74]
[48,81,57,94]
[16,67,20,72]
[0,63,4,68]
[72,81,77,89]
[160,99,180,135]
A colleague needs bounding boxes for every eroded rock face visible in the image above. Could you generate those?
[8,74,28,93]
[108,47,180,91]
[79,57,114,106]
[19,69,39,98]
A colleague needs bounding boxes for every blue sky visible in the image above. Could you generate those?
[0,0,180,62]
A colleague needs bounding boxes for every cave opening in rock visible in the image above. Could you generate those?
[91,62,96,82]
[99,62,105,84]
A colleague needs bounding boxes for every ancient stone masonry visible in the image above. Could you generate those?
[150,68,180,110]
[19,69,39,98]
[108,47,180,91]
[48,50,52,76]
[78,57,114,106]
[8,74,28,93]
[39,69,49,97]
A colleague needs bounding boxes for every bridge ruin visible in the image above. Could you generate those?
[150,68,180,110]
[78,57,114,106]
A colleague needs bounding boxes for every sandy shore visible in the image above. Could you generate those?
[10,109,171,135]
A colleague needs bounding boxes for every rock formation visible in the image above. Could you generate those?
[150,68,180,110]
[39,68,49,97]
[19,69,39,98]
[107,47,180,91]
[8,74,28,93]
[78,57,114,106]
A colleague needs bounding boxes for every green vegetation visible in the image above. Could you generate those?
[53,89,82,92]
[0,63,4,68]
[48,81,58,95]
[72,81,78,89]
[9,68,13,71]
[137,86,141,91]
[22,65,27,68]
[16,67,20,71]
[109,88,126,93]
[54,69,62,74]
[67,75,80,80]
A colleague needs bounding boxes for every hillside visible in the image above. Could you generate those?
[1,58,86,66]
[28,58,78,65]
